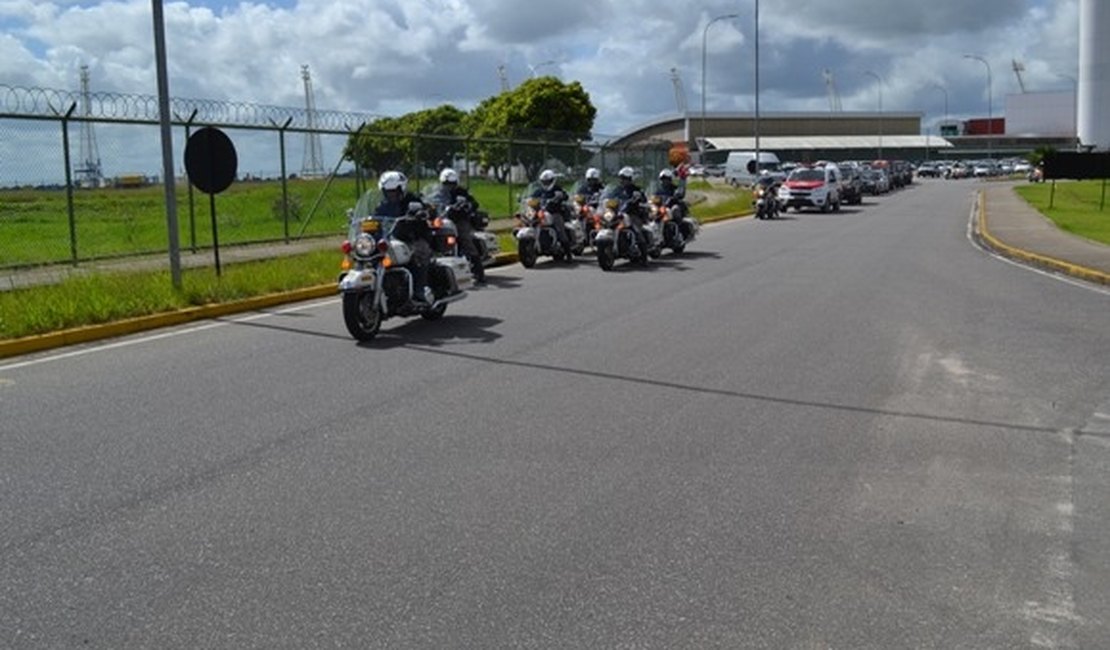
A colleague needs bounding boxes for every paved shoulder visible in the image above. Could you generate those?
[977,183,1110,286]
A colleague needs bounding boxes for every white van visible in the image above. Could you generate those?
[724,151,782,187]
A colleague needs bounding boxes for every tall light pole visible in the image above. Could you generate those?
[964,54,993,159]
[753,0,761,181]
[863,70,883,160]
[701,13,739,156]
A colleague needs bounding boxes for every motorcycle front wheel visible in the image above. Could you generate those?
[597,243,615,271]
[519,240,538,268]
[342,291,381,341]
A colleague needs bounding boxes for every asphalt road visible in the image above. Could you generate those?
[2,179,1109,649]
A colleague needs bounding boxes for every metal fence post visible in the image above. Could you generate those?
[274,117,293,243]
[60,103,79,264]
[179,109,199,252]
[507,135,514,210]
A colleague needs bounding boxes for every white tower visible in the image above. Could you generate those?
[1078,0,1110,150]
[670,68,687,114]
[76,65,103,187]
[300,65,326,177]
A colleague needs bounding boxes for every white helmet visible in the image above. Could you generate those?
[539,169,557,188]
[585,167,601,181]
[439,168,458,184]
[618,166,635,181]
[658,168,674,180]
[379,170,407,192]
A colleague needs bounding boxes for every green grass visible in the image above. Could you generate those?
[0,249,340,339]
[0,179,754,340]
[1014,180,1110,246]
[0,179,364,267]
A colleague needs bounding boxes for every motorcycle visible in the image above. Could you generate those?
[513,182,587,267]
[594,183,655,271]
[646,183,699,254]
[751,177,782,220]
[423,186,501,283]
[572,191,604,251]
[338,188,472,341]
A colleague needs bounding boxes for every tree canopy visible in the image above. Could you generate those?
[344,104,468,176]
[345,76,597,182]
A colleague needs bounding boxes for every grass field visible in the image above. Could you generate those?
[0,178,752,340]
[0,177,583,268]
[1014,180,1110,246]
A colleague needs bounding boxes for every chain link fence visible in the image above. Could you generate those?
[0,85,671,271]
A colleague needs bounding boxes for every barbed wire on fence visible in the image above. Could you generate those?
[0,83,665,147]
[0,83,387,133]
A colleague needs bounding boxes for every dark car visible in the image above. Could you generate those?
[836,164,864,205]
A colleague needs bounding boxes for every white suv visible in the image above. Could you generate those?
[777,165,842,212]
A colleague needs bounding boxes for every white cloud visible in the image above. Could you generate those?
[0,0,1083,137]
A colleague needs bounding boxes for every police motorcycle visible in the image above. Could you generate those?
[571,190,604,251]
[647,181,699,254]
[513,181,587,267]
[594,183,656,270]
[422,185,501,283]
[338,187,473,341]
[751,174,782,220]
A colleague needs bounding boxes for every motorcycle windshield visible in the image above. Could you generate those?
[517,181,548,213]
[645,180,684,200]
[598,183,631,212]
[422,185,454,213]
[347,188,403,241]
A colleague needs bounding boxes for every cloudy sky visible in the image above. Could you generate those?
[0,2,1078,185]
[0,0,1082,183]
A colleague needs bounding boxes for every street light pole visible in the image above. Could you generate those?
[964,54,993,159]
[701,13,739,157]
[754,0,761,181]
[864,70,883,160]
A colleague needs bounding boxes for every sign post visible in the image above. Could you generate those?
[184,127,238,276]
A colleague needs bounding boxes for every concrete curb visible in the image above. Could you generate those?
[0,254,526,360]
[975,190,1110,287]
[0,285,337,360]
[0,215,750,360]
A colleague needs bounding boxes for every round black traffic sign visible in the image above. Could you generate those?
[184,126,237,194]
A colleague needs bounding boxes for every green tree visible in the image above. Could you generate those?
[344,104,467,178]
[464,76,597,182]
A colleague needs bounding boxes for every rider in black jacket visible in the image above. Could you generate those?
[375,171,435,304]
[436,168,486,283]
[530,169,574,255]
[653,167,691,239]
[574,167,605,205]
[614,166,651,254]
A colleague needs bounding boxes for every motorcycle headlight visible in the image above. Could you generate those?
[353,233,377,258]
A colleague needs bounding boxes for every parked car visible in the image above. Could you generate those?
[973,162,995,177]
[860,168,890,194]
[836,164,864,205]
[916,163,941,178]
